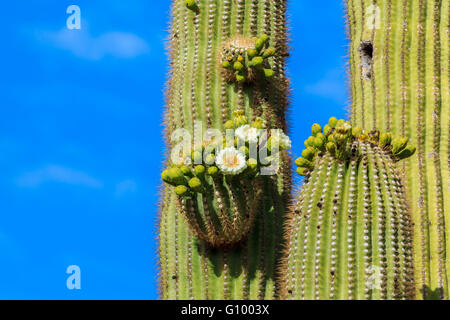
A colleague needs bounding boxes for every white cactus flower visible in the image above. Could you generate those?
[271,129,291,150]
[216,147,247,175]
[235,125,260,144]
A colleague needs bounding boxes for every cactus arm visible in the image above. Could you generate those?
[346,0,449,299]
[286,120,416,300]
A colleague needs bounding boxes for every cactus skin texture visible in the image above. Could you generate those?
[346,0,450,299]
[159,0,290,299]
[283,119,416,300]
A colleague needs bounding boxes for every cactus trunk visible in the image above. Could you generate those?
[346,0,449,299]
[158,0,291,299]
[284,119,416,300]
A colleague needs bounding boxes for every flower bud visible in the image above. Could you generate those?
[311,123,322,136]
[175,185,189,196]
[392,136,409,155]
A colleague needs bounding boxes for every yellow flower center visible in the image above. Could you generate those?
[224,154,239,168]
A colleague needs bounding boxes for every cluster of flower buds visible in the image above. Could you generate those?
[295,117,416,176]
[162,110,291,196]
[221,34,276,83]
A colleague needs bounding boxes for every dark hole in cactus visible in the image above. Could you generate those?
[288,290,293,295]
[359,40,373,80]
[172,275,177,280]
[317,202,322,209]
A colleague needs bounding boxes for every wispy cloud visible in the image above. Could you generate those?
[115,179,137,196]
[304,68,347,104]
[16,165,103,188]
[33,27,150,60]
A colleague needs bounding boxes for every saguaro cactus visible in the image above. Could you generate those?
[346,0,449,299]
[284,119,416,300]
[158,0,290,299]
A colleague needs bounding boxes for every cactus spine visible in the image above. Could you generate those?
[159,0,290,299]
[283,119,416,300]
[346,0,449,299]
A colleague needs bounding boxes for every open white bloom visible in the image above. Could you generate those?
[216,147,247,175]
[235,125,260,144]
[271,129,292,150]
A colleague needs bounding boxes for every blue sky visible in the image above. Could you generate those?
[0,1,347,299]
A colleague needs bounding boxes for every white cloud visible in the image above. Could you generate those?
[115,179,137,196]
[34,27,150,60]
[304,68,347,104]
[16,165,103,188]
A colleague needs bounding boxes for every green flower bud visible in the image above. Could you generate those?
[175,185,189,196]
[161,169,171,184]
[180,165,192,176]
[326,142,336,155]
[263,68,275,78]
[222,60,232,69]
[255,34,269,51]
[328,133,335,143]
[250,56,264,68]
[234,115,248,127]
[247,48,258,59]
[247,158,258,171]
[323,124,333,136]
[296,167,309,176]
[295,157,314,169]
[168,167,187,186]
[233,61,244,71]
[235,72,246,83]
[302,147,316,161]
[368,130,380,144]
[352,126,362,138]
[185,0,198,11]
[313,136,325,148]
[262,47,276,58]
[379,132,392,148]
[305,136,316,148]
[224,120,234,130]
[334,133,346,145]
[358,133,368,142]
[396,144,416,160]
[233,110,245,117]
[188,177,203,192]
[194,165,206,176]
[252,117,266,129]
[207,166,219,176]
[336,119,346,128]
[328,117,338,128]
[392,136,409,155]
[311,123,322,136]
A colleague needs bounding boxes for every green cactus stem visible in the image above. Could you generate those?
[346,0,449,299]
[283,119,416,300]
[159,0,290,299]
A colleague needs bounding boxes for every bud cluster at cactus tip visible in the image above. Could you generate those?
[295,117,416,176]
[162,110,291,197]
[221,35,276,83]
